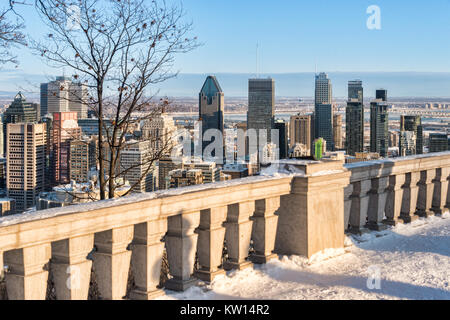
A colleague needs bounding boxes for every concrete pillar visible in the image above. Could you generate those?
[4,244,51,300]
[383,174,405,225]
[366,177,389,231]
[348,180,371,234]
[250,197,280,264]
[223,201,255,271]
[275,171,350,258]
[432,167,450,215]
[195,207,227,282]
[0,251,3,281]
[400,171,420,223]
[129,218,167,300]
[165,211,200,291]
[344,184,354,232]
[416,169,436,217]
[92,226,134,300]
[51,235,94,300]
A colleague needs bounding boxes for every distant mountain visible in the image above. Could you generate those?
[1,71,450,99]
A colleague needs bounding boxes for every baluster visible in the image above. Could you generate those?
[384,174,405,225]
[223,201,255,270]
[195,207,227,282]
[416,169,436,217]
[400,171,420,223]
[366,177,389,231]
[4,244,51,300]
[432,167,450,215]
[130,218,167,300]
[92,226,134,300]
[250,197,280,264]
[51,235,94,300]
[348,180,371,234]
[344,184,354,232]
[165,211,200,291]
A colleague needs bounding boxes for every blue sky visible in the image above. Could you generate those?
[3,0,450,96]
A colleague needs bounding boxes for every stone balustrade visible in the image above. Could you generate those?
[0,152,449,300]
[345,152,450,233]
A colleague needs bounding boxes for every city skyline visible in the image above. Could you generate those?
[3,0,450,97]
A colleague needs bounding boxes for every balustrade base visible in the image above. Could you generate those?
[129,288,164,300]
[347,226,370,235]
[223,260,253,271]
[165,277,198,292]
[194,269,225,283]
[399,214,419,224]
[365,222,388,231]
[415,209,435,218]
[250,253,278,264]
[382,218,402,226]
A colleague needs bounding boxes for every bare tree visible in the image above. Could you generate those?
[0,1,28,65]
[32,0,198,199]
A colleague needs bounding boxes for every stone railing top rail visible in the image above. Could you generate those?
[345,151,450,182]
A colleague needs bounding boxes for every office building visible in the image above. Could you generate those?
[169,169,203,189]
[51,112,82,185]
[274,119,288,159]
[314,73,333,150]
[289,114,311,155]
[69,138,97,183]
[346,99,364,156]
[348,80,363,102]
[376,89,387,102]
[370,99,389,157]
[199,76,224,161]
[400,115,423,155]
[6,123,46,212]
[141,109,177,156]
[247,78,275,151]
[429,133,448,153]
[333,114,343,150]
[119,140,157,193]
[400,131,417,156]
[42,76,88,119]
[3,92,38,155]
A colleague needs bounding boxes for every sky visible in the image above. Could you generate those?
[2,0,450,96]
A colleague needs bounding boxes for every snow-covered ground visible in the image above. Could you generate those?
[160,212,450,300]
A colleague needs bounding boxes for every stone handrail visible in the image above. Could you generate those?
[1,152,449,300]
[344,152,450,233]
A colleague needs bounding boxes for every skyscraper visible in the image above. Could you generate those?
[333,114,343,150]
[3,92,38,155]
[51,112,82,185]
[429,133,448,153]
[314,73,333,150]
[400,115,423,155]
[199,76,224,161]
[141,109,177,156]
[42,76,88,119]
[120,140,157,193]
[346,99,364,156]
[376,89,388,102]
[370,99,389,157]
[289,114,311,155]
[274,119,288,159]
[6,123,46,212]
[348,80,363,102]
[315,73,332,105]
[247,78,275,154]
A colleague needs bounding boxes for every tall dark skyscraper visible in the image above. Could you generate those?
[348,80,363,102]
[370,98,389,157]
[400,115,423,155]
[199,75,224,161]
[376,89,387,102]
[247,78,275,148]
[274,119,288,159]
[346,99,364,156]
[314,73,333,151]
